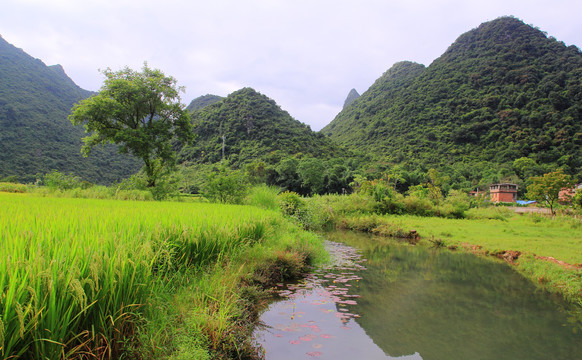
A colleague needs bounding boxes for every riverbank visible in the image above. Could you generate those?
[325,207,582,305]
[0,193,327,359]
[256,231,581,359]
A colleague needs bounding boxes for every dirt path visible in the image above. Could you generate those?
[534,255,582,270]
[512,206,552,214]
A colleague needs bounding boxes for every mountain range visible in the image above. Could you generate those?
[323,16,582,180]
[1,16,581,187]
[0,35,140,183]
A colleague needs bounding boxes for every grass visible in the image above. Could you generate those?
[244,184,281,210]
[375,212,582,264]
[0,192,326,359]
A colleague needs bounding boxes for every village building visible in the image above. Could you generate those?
[558,183,582,203]
[469,188,481,197]
[489,183,518,203]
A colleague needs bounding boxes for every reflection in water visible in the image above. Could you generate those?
[254,231,582,360]
[254,241,420,359]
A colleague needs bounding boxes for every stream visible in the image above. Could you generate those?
[253,230,582,360]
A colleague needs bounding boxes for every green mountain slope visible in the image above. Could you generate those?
[180,87,340,165]
[322,16,582,177]
[186,94,223,112]
[0,35,140,183]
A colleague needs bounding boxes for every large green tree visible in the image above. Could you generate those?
[69,64,193,187]
[526,169,573,216]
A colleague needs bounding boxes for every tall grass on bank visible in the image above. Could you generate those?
[244,184,281,210]
[0,193,320,359]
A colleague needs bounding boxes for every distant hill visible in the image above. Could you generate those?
[343,88,360,108]
[186,94,223,112]
[322,16,582,179]
[0,35,140,183]
[180,87,340,165]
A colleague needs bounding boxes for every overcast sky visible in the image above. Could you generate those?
[2,0,582,130]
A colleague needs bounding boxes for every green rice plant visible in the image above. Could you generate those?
[0,193,290,359]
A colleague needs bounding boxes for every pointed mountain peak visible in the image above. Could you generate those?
[343,89,360,109]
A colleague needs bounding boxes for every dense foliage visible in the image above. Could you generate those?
[177,87,367,195]
[526,169,573,215]
[185,94,223,112]
[180,87,344,165]
[0,35,140,183]
[69,64,193,188]
[323,16,582,186]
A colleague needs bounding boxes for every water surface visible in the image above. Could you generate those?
[254,230,581,359]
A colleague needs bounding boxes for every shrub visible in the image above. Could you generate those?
[0,182,28,193]
[301,196,333,231]
[116,172,178,200]
[245,184,281,210]
[336,214,381,232]
[375,190,405,214]
[403,196,436,216]
[357,177,405,214]
[42,170,90,190]
[203,166,248,204]
[313,193,376,216]
[277,191,305,218]
[441,189,471,218]
[277,192,332,231]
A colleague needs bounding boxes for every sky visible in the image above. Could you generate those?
[2,0,582,131]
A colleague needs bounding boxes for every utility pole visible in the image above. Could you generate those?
[222,135,226,162]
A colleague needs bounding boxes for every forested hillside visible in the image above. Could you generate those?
[0,35,140,183]
[186,94,223,112]
[180,87,341,165]
[322,16,582,185]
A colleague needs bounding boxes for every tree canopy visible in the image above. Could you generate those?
[526,169,573,215]
[69,64,193,187]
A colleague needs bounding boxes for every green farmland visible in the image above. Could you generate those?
[0,193,325,359]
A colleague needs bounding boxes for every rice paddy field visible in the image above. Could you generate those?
[0,192,325,359]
